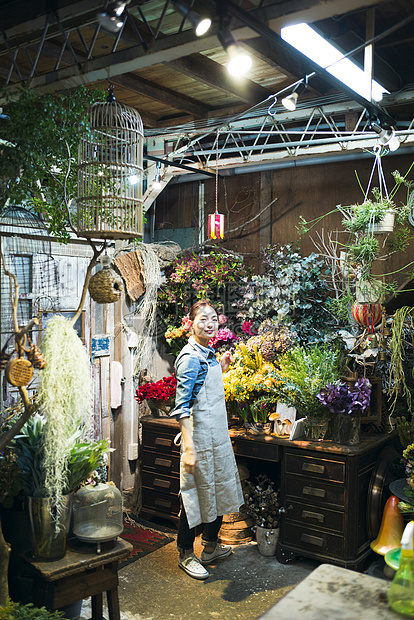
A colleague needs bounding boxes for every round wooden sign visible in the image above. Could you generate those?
[5,358,34,386]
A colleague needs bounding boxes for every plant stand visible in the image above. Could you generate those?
[22,537,132,620]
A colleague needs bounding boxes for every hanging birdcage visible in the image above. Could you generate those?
[77,93,144,239]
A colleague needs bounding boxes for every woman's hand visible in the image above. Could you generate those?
[183,447,198,475]
[220,351,233,373]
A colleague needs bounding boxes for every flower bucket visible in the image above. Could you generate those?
[255,526,279,556]
[27,493,73,560]
[305,417,330,441]
[332,414,361,445]
[367,209,396,234]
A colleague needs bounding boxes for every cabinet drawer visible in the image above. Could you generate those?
[283,522,344,558]
[287,476,345,507]
[142,471,180,495]
[142,429,180,454]
[285,500,344,533]
[142,488,180,517]
[143,450,180,475]
[285,452,345,483]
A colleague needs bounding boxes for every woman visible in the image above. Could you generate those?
[170,300,243,580]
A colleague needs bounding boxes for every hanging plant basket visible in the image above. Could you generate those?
[367,209,396,234]
[88,257,123,304]
[351,301,382,329]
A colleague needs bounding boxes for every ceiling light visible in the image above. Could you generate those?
[218,29,252,77]
[281,82,307,112]
[129,174,139,185]
[97,1,129,33]
[173,1,212,37]
[371,123,400,152]
[153,162,162,189]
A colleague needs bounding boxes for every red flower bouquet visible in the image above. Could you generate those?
[135,374,177,414]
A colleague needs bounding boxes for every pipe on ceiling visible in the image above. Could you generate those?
[170,145,414,184]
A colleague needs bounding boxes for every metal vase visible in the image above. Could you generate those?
[27,493,73,560]
[255,526,280,556]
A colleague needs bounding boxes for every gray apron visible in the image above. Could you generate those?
[180,354,244,529]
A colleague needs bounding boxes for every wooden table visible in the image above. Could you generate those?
[259,563,400,620]
[22,537,132,620]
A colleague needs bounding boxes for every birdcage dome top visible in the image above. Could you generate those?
[85,101,144,133]
[0,205,49,236]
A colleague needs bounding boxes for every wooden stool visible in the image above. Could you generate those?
[22,537,133,620]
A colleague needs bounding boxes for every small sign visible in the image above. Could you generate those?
[91,334,110,357]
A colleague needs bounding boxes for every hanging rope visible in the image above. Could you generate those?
[215,128,219,215]
[364,145,389,202]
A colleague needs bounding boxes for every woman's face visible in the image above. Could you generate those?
[192,306,218,347]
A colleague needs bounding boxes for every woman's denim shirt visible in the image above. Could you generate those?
[170,336,219,420]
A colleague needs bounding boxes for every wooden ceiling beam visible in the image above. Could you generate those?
[165,54,273,105]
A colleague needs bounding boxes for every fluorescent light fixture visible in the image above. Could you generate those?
[281,23,388,102]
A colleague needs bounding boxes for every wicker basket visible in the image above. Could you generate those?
[88,266,123,304]
[5,357,34,386]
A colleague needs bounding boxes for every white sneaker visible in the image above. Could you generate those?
[178,553,210,580]
[200,543,232,565]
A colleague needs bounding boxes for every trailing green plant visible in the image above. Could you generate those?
[0,600,64,620]
[388,306,414,413]
[35,315,94,519]
[396,416,414,451]
[11,413,109,497]
[275,344,343,418]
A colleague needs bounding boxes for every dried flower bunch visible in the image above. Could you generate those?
[316,377,371,415]
[243,474,281,529]
[135,374,177,403]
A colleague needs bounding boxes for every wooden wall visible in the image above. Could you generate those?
[153,151,414,294]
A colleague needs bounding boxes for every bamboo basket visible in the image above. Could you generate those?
[77,100,144,239]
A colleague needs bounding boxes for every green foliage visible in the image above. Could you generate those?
[0,86,104,242]
[11,413,109,497]
[326,293,354,324]
[348,235,379,268]
[342,198,391,233]
[235,244,334,344]
[396,416,414,451]
[157,249,251,326]
[0,600,64,619]
[275,344,343,417]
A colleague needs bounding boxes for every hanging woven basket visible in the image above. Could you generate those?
[5,357,34,387]
[88,257,123,304]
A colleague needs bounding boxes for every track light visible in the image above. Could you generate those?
[371,122,400,152]
[217,29,252,77]
[153,162,162,189]
[281,82,307,111]
[97,1,129,33]
[173,1,212,37]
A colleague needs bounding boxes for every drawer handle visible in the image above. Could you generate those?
[302,463,325,474]
[301,533,324,547]
[155,458,173,469]
[154,478,171,490]
[303,486,326,498]
[155,438,172,448]
[302,510,324,523]
[154,498,172,509]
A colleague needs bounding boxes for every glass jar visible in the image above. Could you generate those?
[73,482,123,550]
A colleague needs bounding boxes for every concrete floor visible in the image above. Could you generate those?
[78,522,387,620]
[5,510,390,620]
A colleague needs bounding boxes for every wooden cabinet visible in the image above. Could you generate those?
[140,417,400,571]
[230,430,400,572]
[140,417,180,524]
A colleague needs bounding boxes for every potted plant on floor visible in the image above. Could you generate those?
[243,474,281,556]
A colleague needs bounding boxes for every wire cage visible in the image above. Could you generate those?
[77,100,144,239]
[0,206,60,348]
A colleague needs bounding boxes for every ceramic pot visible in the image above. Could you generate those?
[27,493,73,560]
[367,209,396,234]
[255,526,279,556]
